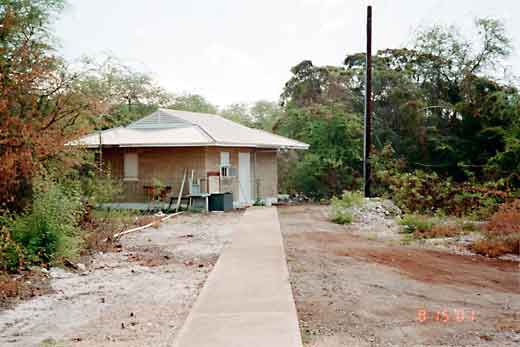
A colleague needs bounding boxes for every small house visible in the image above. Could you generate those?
[77,109,308,208]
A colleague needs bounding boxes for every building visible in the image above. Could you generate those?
[76,109,308,207]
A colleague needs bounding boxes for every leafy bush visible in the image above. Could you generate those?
[376,166,510,217]
[3,178,84,270]
[418,224,467,239]
[331,191,363,209]
[329,191,362,224]
[399,214,434,234]
[470,199,520,257]
[372,145,515,217]
[485,199,520,235]
[329,208,353,224]
[0,227,25,272]
[81,173,123,206]
[471,238,518,258]
[399,214,471,239]
[73,162,123,206]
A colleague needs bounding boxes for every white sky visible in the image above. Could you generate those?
[54,0,519,108]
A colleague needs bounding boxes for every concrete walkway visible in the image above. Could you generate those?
[172,207,303,347]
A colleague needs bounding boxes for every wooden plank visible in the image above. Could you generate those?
[176,169,187,212]
[107,212,184,240]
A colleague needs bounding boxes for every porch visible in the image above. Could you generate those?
[100,146,278,208]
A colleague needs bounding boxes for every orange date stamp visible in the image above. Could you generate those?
[417,308,476,323]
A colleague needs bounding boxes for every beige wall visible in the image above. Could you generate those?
[101,146,278,203]
[254,150,278,199]
[205,147,251,201]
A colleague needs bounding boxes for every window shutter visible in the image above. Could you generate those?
[124,153,138,181]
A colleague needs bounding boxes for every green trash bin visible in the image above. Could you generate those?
[209,192,233,211]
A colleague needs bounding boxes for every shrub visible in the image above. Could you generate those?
[470,199,520,257]
[418,224,467,239]
[78,169,123,206]
[399,214,434,234]
[376,168,510,217]
[330,209,353,224]
[329,191,362,224]
[372,145,514,217]
[5,177,84,269]
[0,227,25,272]
[331,191,363,209]
[485,199,520,235]
[471,238,518,258]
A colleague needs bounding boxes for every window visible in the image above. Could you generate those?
[220,152,230,167]
[220,151,236,177]
[124,152,138,181]
[221,166,237,177]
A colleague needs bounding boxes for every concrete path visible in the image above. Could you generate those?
[172,207,303,347]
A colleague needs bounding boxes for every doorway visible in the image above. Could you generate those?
[238,152,252,204]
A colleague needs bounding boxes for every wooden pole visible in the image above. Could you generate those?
[364,5,372,198]
[175,169,187,212]
[98,131,103,175]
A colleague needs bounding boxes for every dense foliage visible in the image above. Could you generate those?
[0,177,83,272]
[275,18,519,204]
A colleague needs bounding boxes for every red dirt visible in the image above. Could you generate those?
[279,205,520,347]
[294,231,519,294]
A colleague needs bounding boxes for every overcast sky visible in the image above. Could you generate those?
[54,0,519,108]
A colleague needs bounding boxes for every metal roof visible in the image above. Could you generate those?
[75,109,309,150]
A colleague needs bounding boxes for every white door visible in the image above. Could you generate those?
[238,152,252,204]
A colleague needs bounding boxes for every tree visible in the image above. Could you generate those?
[0,0,97,210]
[219,103,253,126]
[276,104,363,198]
[168,93,217,114]
[342,19,515,179]
[278,17,518,197]
[79,56,173,128]
[249,100,282,131]
[277,61,363,197]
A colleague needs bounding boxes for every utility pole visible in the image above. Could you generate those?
[363,5,372,198]
[98,130,103,175]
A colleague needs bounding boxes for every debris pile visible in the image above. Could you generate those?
[347,198,402,236]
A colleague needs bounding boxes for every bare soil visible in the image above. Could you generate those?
[279,205,520,347]
[0,271,53,311]
[0,211,239,347]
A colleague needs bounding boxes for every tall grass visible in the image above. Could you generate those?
[1,178,84,271]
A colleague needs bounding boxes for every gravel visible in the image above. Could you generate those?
[0,212,239,347]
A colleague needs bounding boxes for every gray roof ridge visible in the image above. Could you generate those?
[160,108,307,147]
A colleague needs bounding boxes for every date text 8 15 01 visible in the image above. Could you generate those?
[417,309,476,323]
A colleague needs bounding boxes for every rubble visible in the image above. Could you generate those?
[343,198,402,238]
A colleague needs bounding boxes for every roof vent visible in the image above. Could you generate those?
[127,110,191,129]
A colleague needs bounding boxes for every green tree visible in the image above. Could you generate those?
[278,17,518,197]
[168,93,218,114]
[250,100,282,131]
[276,104,363,198]
[219,103,253,126]
[79,56,173,128]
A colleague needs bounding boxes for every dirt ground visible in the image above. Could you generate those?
[279,205,520,347]
[0,212,238,347]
